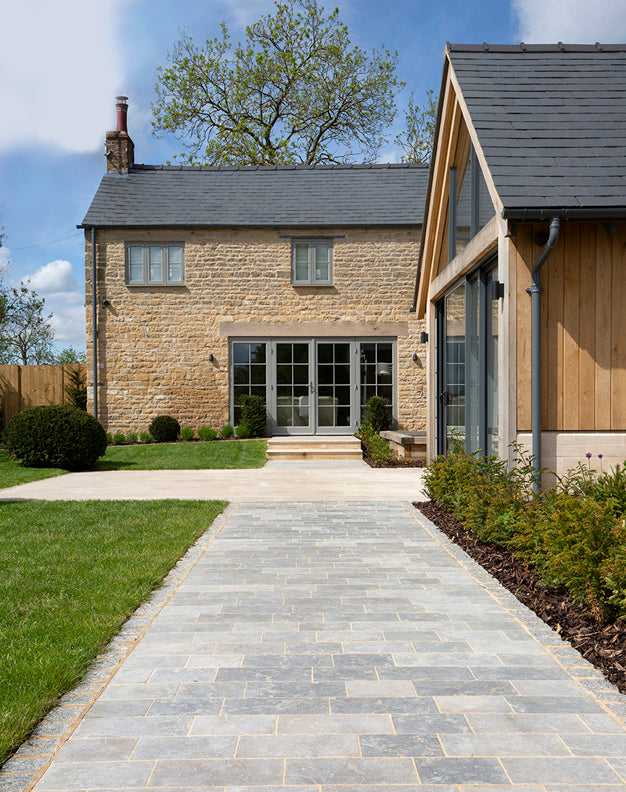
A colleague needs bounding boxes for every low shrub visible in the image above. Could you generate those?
[423,442,626,622]
[126,432,138,445]
[112,432,126,445]
[358,424,393,466]
[362,395,392,433]
[197,426,217,441]
[106,432,113,445]
[139,432,152,444]
[562,460,626,519]
[239,395,267,437]
[423,439,533,545]
[601,523,626,620]
[236,423,250,439]
[221,424,234,439]
[180,427,195,441]
[3,405,107,471]
[514,491,619,618]
[149,415,181,443]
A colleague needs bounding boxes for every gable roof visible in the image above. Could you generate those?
[81,164,429,228]
[447,44,626,219]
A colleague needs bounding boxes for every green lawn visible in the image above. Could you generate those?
[0,499,226,765]
[0,450,66,489]
[0,439,267,489]
[99,438,267,470]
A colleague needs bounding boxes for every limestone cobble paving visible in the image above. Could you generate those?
[3,501,626,791]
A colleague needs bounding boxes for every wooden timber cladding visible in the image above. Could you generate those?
[512,223,626,432]
[0,365,85,427]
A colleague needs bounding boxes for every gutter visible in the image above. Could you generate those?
[527,216,560,492]
[503,207,626,221]
[91,227,98,421]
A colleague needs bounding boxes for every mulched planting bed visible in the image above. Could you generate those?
[414,500,626,695]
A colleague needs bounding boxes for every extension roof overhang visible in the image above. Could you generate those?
[80,163,429,228]
[447,43,626,220]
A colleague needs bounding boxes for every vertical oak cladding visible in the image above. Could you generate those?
[85,227,426,434]
[512,222,626,432]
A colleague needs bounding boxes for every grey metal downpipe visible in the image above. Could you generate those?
[91,227,98,420]
[527,216,560,491]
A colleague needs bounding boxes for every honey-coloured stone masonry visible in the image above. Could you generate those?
[85,226,426,435]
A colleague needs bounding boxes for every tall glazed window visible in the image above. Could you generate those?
[360,342,394,424]
[232,342,267,425]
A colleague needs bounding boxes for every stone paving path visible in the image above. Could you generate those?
[0,461,426,502]
[7,501,626,791]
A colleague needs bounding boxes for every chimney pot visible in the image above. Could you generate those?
[106,95,134,173]
[116,95,129,133]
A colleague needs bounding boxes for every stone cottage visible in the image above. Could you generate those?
[81,98,429,438]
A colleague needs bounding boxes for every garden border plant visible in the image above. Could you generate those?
[421,439,626,623]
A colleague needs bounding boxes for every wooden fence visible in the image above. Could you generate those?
[0,365,86,428]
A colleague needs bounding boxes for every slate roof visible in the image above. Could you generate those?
[447,44,626,218]
[81,164,429,228]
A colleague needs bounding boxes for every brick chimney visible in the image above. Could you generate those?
[105,96,134,173]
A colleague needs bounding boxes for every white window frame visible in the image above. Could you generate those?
[126,243,185,286]
[291,239,333,286]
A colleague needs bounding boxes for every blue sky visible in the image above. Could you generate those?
[1,0,625,354]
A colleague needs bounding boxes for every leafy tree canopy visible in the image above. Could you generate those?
[395,88,438,165]
[152,0,402,165]
[0,282,55,365]
[55,346,86,365]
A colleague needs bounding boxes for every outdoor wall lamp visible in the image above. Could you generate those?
[102,299,111,307]
[209,354,214,362]
[412,352,418,361]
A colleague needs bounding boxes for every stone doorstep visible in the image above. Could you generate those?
[266,435,363,461]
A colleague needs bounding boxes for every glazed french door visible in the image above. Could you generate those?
[435,256,499,456]
[275,341,314,434]
[231,338,396,435]
[272,340,358,435]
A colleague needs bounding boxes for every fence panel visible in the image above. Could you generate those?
[0,365,86,427]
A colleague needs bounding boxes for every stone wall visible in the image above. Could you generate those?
[85,226,426,434]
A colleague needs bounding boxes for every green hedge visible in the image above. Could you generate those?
[423,441,626,622]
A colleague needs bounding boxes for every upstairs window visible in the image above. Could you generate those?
[449,146,494,262]
[126,243,185,286]
[292,240,333,286]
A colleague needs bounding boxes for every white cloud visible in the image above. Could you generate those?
[49,302,86,347]
[224,0,276,27]
[23,259,79,296]
[0,0,132,153]
[19,259,85,349]
[512,0,626,42]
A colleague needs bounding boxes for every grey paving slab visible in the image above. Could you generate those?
[3,501,626,792]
